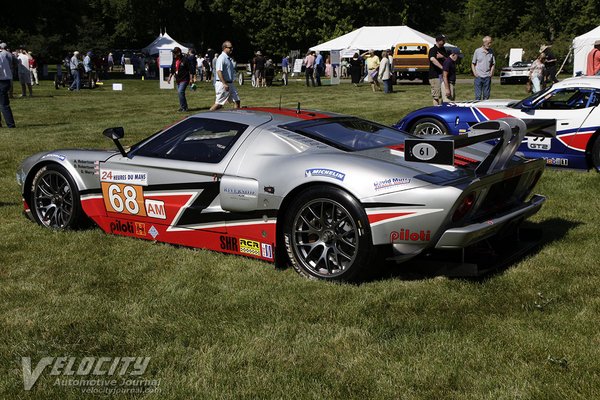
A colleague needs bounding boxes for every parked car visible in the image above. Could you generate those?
[17,108,546,281]
[500,60,533,85]
[395,76,600,171]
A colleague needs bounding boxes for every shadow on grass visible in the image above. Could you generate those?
[0,201,20,207]
[16,122,70,127]
[378,217,581,282]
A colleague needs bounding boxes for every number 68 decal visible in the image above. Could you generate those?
[101,182,147,216]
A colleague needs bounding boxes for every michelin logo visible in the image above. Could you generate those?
[305,168,345,181]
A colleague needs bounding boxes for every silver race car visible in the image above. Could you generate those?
[17,108,546,281]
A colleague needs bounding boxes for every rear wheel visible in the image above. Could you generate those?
[30,164,84,229]
[411,118,448,135]
[283,186,374,281]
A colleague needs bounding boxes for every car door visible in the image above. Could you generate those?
[515,87,599,155]
[99,117,251,237]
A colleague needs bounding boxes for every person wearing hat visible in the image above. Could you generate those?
[69,51,82,91]
[428,35,448,105]
[586,40,600,76]
[471,35,495,100]
[167,47,192,111]
[442,48,460,103]
[361,49,381,92]
[0,42,16,128]
[540,44,558,84]
[253,51,266,88]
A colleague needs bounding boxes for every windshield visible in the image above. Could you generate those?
[283,117,413,151]
[509,89,551,109]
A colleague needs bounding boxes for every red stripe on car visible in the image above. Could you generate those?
[245,107,334,120]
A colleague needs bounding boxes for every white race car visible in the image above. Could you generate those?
[396,76,600,171]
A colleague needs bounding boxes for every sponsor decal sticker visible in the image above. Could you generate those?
[373,177,411,191]
[239,238,260,256]
[100,169,148,186]
[545,157,568,166]
[135,222,146,236]
[390,229,431,242]
[102,183,146,216]
[220,236,239,252]
[527,137,552,151]
[144,199,166,219]
[110,220,135,234]
[261,243,273,259]
[223,188,257,198]
[41,153,66,161]
[148,226,159,239]
[305,168,345,181]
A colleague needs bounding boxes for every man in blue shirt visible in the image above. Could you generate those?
[0,43,16,127]
[281,55,290,86]
[210,41,241,111]
[315,51,324,86]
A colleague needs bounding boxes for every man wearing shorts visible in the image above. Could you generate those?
[210,41,241,111]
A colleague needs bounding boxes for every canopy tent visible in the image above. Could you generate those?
[572,26,600,76]
[142,32,189,55]
[309,26,450,54]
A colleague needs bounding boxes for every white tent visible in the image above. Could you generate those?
[572,26,600,76]
[142,32,189,55]
[310,26,445,53]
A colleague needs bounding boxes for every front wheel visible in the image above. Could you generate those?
[283,186,374,281]
[30,164,84,229]
[410,117,448,136]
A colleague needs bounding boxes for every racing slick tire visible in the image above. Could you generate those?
[283,186,374,281]
[29,164,85,230]
[411,117,448,136]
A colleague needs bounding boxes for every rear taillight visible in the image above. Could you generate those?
[453,192,476,222]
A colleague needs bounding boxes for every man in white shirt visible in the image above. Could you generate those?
[17,49,32,97]
[210,41,241,111]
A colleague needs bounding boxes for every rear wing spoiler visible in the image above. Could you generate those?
[404,118,555,174]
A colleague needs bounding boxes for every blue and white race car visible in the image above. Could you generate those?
[395,76,600,171]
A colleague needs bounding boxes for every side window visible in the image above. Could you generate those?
[134,118,248,163]
[537,89,593,110]
[590,90,600,107]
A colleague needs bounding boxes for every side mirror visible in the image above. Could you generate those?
[521,100,534,109]
[103,127,125,140]
[103,127,128,157]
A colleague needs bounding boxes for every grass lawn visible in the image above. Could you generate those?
[1,75,599,399]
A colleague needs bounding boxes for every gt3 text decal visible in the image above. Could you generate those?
[527,137,552,150]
